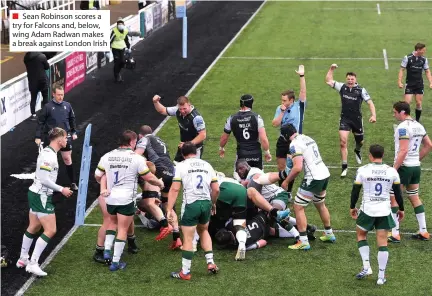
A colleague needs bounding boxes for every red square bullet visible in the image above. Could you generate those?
[12,13,19,19]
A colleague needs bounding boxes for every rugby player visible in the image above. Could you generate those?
[325,64,377,177]
[350,144,405,285]
[95,130,164,271]
[153,95,206,161]
[272,65,307,194]
[389,102,432,242]
[276,124,335,250]
[16,128,73,276]
[398,43,432,122]
[219,94,271,171]
[135,125,181,249]
[166,142,220,280]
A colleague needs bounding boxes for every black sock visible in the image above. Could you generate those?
[415,109,422,121]
[287,180,294,193]
[173,230,180,241]
[160,218,168,227]
[342,163,348,170]
[66,164,74,183]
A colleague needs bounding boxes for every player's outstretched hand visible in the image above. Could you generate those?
[369,115,376,123]
[397,210,405,222]
[62,187,73,198]
[398,82,404,89]
[295,65,305,76]
[330,64,338,70]
[152,95,161,103]
[349,208,358,220]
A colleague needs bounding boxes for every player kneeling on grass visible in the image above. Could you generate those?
[166,142,220,280]
[350,144,404,285]
[17,128,73,277]
[94,130,164,271]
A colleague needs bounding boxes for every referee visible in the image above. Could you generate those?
[219,94,271,171]
[271,65,306,192]
[397,43,432,122]
[152,94,206,162]
[325,64,376,178]
[35,85,78,191]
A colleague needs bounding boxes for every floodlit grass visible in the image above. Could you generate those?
[26,2,432,295]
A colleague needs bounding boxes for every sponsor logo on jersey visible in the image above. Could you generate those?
[398,128,407,137]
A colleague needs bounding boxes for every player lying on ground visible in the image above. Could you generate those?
[350,144,405,285]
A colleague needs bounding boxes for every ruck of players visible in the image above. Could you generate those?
[16,57,432,287]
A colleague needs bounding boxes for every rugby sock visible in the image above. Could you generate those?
[159,217,168,228]
[342,161,348,171]
[281,222,299,238]
[104,230,116,251]
[204,251,214,264]
[415,108,422,121]
[173,228,180,241]
[414,205,427,233]
[288,217,297,225]
[391,207,400,236]
[236,229,247,248]
[66,164,74,183]
[287,180,294,193]
[127,234,137,247]
[30,234,50,263]
[324,226,333,235]
[270,208,278,218]
[357,240,370,270]
[112,239,126,263]
[181,250,193,274]
[377,246,389,279]
[20,231,36,259]
[299,232,308,244]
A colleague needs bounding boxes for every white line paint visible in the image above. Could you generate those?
[322,7,432,11]
[263,164,432,171]
[15,2,268,295]
[383,49,389,70]
[376,3,381,15]
[220,56,404,61]
[15,198,99,296]
[81,223,418,236]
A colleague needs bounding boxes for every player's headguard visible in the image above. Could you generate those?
[280,124,297,142]
[240,94,254,109]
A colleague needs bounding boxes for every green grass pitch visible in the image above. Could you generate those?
[25,2,432,295]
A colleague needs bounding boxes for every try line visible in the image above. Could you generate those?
[263,164,432,171]
[220,56,404,60]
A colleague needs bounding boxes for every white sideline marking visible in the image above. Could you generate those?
[383,49,389,70]
[81,224,419,236]
[220,56,403,61]
[376,3,381,15]
[322,7,432,11]
[263,164,432,171]
[15,199,99,296]
[15,2,268,295]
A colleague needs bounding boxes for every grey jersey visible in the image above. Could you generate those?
[136,134,171,164]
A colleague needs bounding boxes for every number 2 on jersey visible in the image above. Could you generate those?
[196,175,203,189]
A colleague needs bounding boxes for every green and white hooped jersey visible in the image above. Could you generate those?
[95,148,150,206]
[354,163,400,217]
[29,146,59,196]
[289,134,330,181]
[246,167,284,201]
[394,119,427,167]
[173,157,218,205]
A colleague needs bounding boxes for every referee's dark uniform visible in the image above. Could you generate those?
[36,89,78,189]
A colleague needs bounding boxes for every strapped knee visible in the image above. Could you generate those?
[313,193,326,204]
[406,188,419,197]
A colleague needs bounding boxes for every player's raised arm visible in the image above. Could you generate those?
[325,64,338,87]
[296,65,306,102]
[152,94,169,116]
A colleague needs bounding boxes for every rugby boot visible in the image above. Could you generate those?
[377,278,387,285]
[16,257,29,268]
[26,262,47,277]
[355,267,373,279]
[171,270,191,280]
[103,250,112,265]
[288,240,311,250]
[109,261,127,272]
[170,238,182,250]
[93,249,106,264]
[127,236,139,254]
[319,233,336,243]
[156,224,173,241]
[276,209,291,221]
[306,224,317,241]
[207,263,219,274]
[235,244,246,261]
[412,231,430,241]
[387,232,401,243]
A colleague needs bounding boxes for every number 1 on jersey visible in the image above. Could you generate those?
[114,171,119,184]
